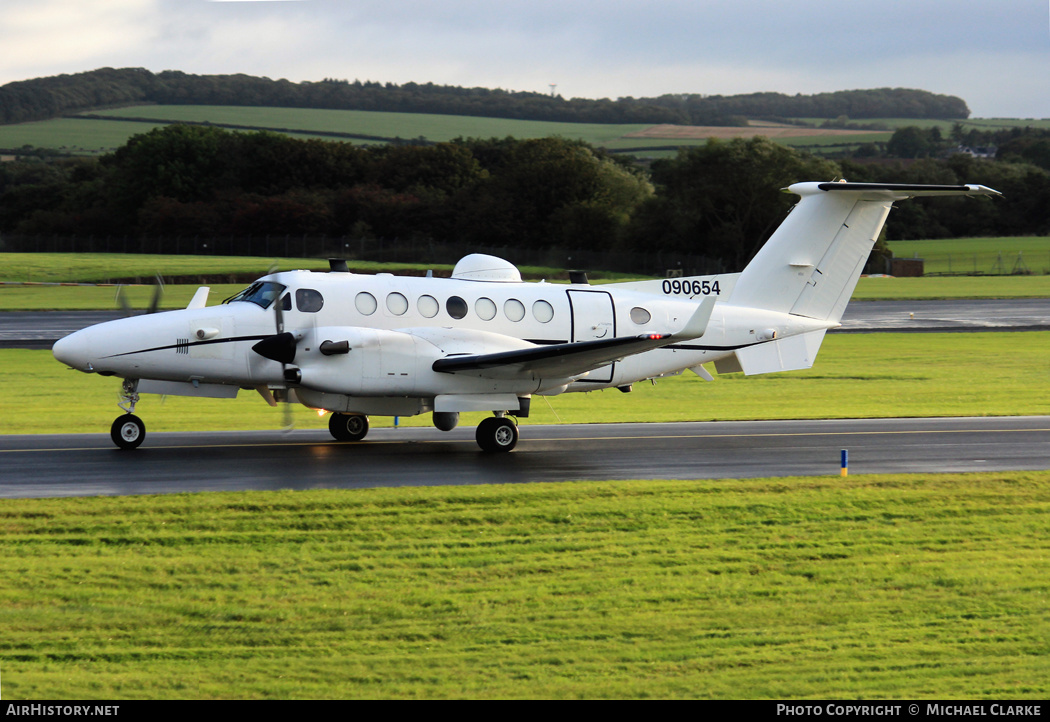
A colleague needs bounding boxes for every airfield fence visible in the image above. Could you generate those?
[0,233,729,278]
[909,251,1049,276]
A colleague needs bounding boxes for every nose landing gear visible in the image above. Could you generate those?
[111,379,145,450]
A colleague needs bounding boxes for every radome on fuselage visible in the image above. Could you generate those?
[53,181,1001,452]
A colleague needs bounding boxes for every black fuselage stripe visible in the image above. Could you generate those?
[103,336,766,361]
[104,335,271,359]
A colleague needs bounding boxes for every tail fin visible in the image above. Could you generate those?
[729,182,1000,323]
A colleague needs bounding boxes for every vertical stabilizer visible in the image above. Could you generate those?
[729,182,1000,323]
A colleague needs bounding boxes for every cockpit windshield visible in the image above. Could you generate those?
[224,281,287,310]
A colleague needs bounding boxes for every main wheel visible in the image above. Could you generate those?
[476,417,518,452]
[329,413,369,442]
[111,413,145,450]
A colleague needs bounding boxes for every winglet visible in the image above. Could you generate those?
[673,296,716,341]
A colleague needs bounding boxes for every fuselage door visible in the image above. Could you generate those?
[567,289,616,383]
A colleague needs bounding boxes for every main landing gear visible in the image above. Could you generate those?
[329,413,369,442]
[111,379,145,450]
[327,411,518,452]
[476,415,518,453]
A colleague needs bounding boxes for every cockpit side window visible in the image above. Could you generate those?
[224,281,287,310]
[296,288,323,313]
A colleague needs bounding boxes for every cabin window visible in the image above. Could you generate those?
[504,298,525,322]
[630,307,651,325]
[355,291,377,316]
[386,292,409,316]
[446,296,468,320]
[475,297,497,321]
[417,295,439,318]
[296,289,324,313]
[533,300,554,324]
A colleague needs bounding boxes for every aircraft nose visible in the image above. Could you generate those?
[52,329,95,371]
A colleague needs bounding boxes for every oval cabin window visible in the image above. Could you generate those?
[355,292,377,316]
[417,295,439,318]
[533,300,554,323]
[504,299,526,322]
[446,296,468,320]
[630,307,651,325]
[475,297,497,321]
[386,292,409,316]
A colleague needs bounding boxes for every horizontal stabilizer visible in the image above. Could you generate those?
[715,330,827,376]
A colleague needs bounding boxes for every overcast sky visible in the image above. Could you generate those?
[1,0,1047,118]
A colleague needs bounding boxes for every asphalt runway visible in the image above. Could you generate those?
[2,416,1048,499]
[837,298,1050,332]
[1,299,1049,348]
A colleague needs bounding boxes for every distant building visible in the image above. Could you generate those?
[953,145,997,159]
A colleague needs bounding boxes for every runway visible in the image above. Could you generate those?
[2,416,1048,499]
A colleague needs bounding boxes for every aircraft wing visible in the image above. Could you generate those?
[432,297,715,381]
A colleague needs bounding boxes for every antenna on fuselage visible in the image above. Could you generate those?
[329,258,350,273]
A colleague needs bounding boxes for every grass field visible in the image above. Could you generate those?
[888,237,1050,276]
[9,331,1049,435]
[0,106,653,155]
[2,249,1049,312]
[8,105,1039,158]
[1,472,1047,698]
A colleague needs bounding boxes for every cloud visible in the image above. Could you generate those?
[0,0,1046,117]
[0,1,160,79]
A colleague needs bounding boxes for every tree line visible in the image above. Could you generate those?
[0,67,969,127]
[884,124,1050,168]
[2,125,1045,273]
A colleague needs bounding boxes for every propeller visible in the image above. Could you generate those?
[250,287,300,431]
[115,274,164,317]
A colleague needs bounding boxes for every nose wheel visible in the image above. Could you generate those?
[110,378,145,450]
[111,413,145,450]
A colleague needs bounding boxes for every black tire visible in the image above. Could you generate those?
[329,413,369,442]
[111,413,145,450]
[476,417,518,452]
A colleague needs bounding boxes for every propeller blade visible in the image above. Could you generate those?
[147,274,165,314]
[115,285,132,317]
[274,294,285,335]
[282,392,294,432]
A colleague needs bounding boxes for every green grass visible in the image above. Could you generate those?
[0,252,423,284]
[84,105,653,144]
[13,105,1043,158]
[0,117,170,155]
[1,472,1047,698]
[852,274,1050,300]
[887,237,1050,276]
[791,118,1050,131]
[10,331,1050,435]
[1,250,1048,311]
[0,106,654,155]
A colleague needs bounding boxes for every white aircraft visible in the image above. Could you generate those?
[53,181,998,451]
